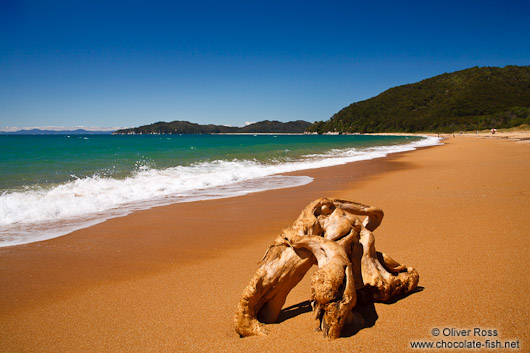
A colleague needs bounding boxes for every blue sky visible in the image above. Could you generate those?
[1,0,529,130]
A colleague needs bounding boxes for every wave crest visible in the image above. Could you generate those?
[0,136,441,246]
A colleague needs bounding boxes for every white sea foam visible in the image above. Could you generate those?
[0,135,442,246]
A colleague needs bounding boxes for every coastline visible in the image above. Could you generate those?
[368,129,530,143]
[1,135,529,352]
[0,134,438,247]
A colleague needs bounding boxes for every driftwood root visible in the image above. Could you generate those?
[234,198,419,339]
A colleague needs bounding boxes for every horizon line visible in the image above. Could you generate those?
[0,126,126,132]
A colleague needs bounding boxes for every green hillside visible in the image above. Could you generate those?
[238,120,311,133]
[308,65,530,133]
[113,120,311,135]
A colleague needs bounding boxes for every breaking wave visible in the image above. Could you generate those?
[0,135,441,246]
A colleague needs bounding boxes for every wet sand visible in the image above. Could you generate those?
[1,135,529,352]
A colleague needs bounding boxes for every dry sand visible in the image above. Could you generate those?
[0,135,529,352]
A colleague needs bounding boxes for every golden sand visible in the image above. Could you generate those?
[1,136,528,352]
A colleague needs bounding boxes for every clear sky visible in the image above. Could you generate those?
[1,0,529,130]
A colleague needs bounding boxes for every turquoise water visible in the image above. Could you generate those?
[1,134,417,190]
[0,134,440,246]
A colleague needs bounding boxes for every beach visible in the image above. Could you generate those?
[0,134,529,352]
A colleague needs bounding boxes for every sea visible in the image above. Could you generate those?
[0,134,442,247]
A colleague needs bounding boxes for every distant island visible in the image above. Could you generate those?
[113,120,312,135]
[308,65,530,133]
[0,129,115,135]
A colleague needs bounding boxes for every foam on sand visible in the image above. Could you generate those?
[0,136,441,246]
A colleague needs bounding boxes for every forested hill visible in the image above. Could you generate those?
[113,120,311,135]
[308,65,530,133]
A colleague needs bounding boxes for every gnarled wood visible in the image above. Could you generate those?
[234,198,419,339]
[281,230,356,339]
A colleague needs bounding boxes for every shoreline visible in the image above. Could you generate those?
[1,136,529,352]
[372,129,530,143]
[0,147,418,312]
[0,134,440,248]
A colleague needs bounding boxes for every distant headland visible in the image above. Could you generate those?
[112,120,312,135]
[307,65,530,134]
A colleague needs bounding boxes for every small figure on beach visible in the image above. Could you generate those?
[234,198,419,339]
